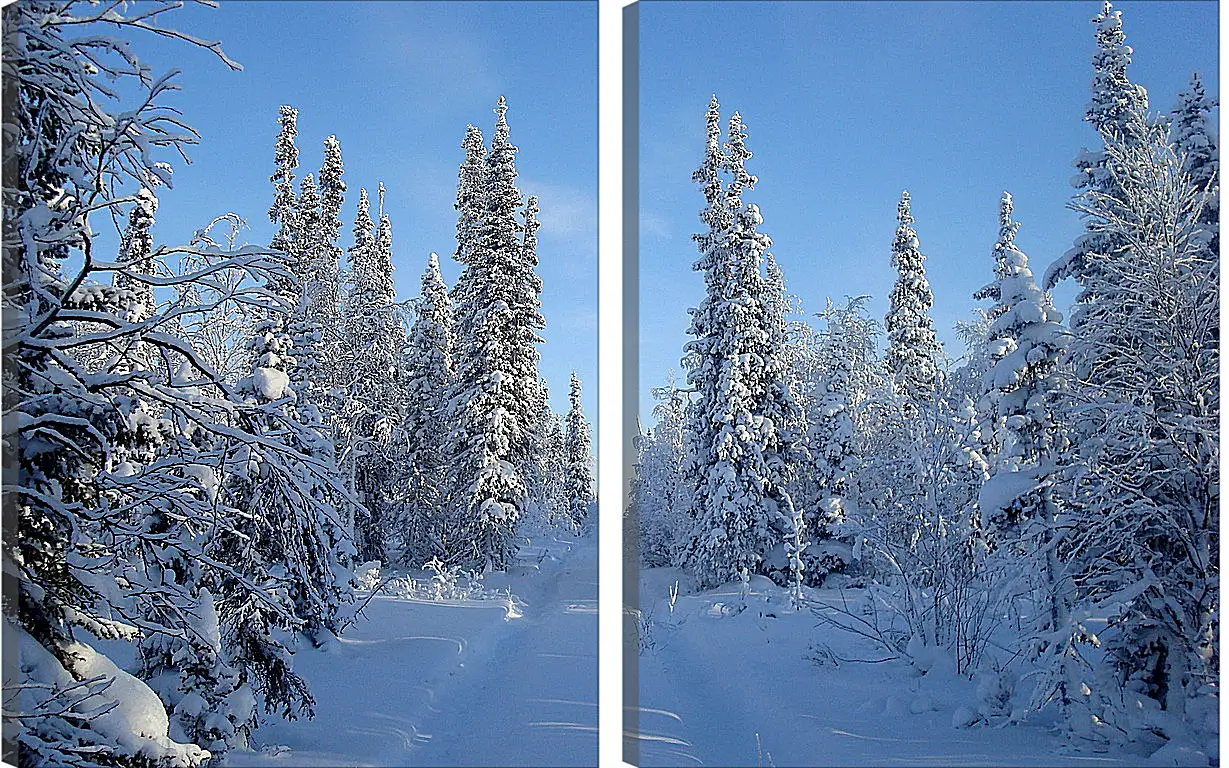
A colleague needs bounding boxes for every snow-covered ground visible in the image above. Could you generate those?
[629,567,1170,768]
[225,527,598,767]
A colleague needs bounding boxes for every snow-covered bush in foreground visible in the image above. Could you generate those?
[358,559,521,610]
[12,624,209,768]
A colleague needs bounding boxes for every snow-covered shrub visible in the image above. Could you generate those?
[842,389,1007,676]
[634,608,657,656]
[355,561,384,591]
[634,378,690,567]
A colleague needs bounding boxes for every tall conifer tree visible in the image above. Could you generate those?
[884,191,942,400]
[564,372,595,526]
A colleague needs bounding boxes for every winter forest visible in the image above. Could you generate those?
[4,1,596,765]
[631,2,1218,765]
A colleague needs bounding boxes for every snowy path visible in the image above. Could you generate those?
[629,568,1140,768]
[226,528,597,767]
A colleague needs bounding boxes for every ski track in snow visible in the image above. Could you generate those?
[629,567,1144,768]
[224,528,597,767]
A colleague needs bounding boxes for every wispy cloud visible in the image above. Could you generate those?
[521,178,597,242]
[640,210,672,240]
[364,5,500,107]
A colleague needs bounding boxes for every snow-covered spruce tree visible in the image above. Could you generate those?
[205,110,356,715]
[449,125,487,318]
[445,98,543,570]
[269,105,301,267]
[441,124,486,563]
[339,184,406,563]
[797,298,864,585]
[1169,72,1218,262]
[962,194,1077,725]
[679,104,803,588]
[635,375,690,567]
[540,403,570,524]
[264,111,337,449]
[1044,0,1149,314]
[1050,103,1218,753]
[312,135,347,402]
[73,187,162,374]
[563,372,595,527]
[400,252,455,565]
[517,196,551,513]
[677,95,731,577]
[336,184,375,539]
[287,173,330,426]
[971,193,1070,546]
[523,378,562,524]
[1,3,318,761]
[884,191,943,401]
[116,188,159,327]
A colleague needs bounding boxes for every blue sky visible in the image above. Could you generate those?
[97,1,597,416]
[637,0,1217,423]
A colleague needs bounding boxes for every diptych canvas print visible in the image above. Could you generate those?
[2,1,1217,767]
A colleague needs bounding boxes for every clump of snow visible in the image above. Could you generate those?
[951,705,981,729]
[15,623,208,767]
[909,694,937,714]
[252,366,290,401]
[354,560,383,590]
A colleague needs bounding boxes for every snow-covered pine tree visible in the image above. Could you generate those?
[679,105,803,588]
[116,188,159,326]
[288,172,330,431]
[972,193,1070,546]
[400,252,455,564]
[269,105,300,268]
[1168,72,1218,261]
[1043,0,1149,310]
[563,372,595,527]
[677,95,730,577]
[541,406,570,523]
[1053,102,1218,753]
[445,97,543,571]
[884,190,943,401]
[798,299,863,585]
[313,135,347,403]
[516,196,551,513]
[340,184,406,562]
